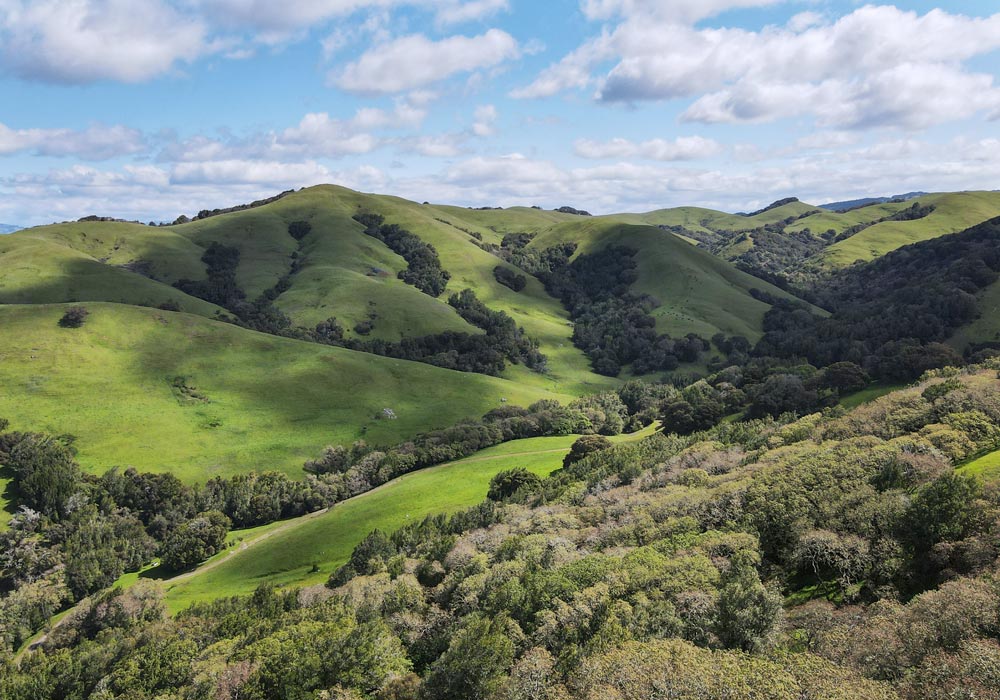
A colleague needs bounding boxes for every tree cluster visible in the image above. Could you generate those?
[316,289,547,376]
[756,217,1000,381]
[544,245,713,376]
[354,213,450,297]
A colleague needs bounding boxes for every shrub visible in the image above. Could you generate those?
[487,468,542,501]
[493,266,527,292]
[288,220,312,240]
[58,306,89,328]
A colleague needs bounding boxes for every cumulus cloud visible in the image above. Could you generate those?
[8,131,1000,226]
[333,29,520,94]
[435,0,509,25]
[515,5,1000,130]
[170,159,332,185]
[0,123,146,160]
[472,105,498,136]
[159,99,428,163]
[398,134,468,157]
[509,33,612,99]
[574,136,721,161]
[197,0,508,33]
[0,0,209,83]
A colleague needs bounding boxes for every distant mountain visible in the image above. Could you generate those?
[0,223,22,234]
[819,192,928,212]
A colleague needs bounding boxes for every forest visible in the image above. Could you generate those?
[3,365,1000,698]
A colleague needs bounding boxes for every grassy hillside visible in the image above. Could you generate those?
[529,218,801,340]
[783,200,913,236]
[151,427,655,610]
[0,303,567,484]
[6,185,809,394]
[821,191,1000,266]
[0,233,222,316]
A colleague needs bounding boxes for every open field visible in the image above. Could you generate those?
[0,302,568,487]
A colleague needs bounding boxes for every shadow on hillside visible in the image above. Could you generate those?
[0,464,19,522]
[0,255,214,311]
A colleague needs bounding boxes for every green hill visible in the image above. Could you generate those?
[529,219,801,340]
[4,185,805,391]
[0,303,567,484]
[820,191,1000,266]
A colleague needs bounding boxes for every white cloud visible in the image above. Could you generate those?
[0,0,209,83]
[193,0,400,33]
[435,0,509,25]
[580,0,785,23]
[399,134,467,157]
[170,159,332,186]
[158,99,430,163]
[0,122,146,160]
[509,32,612,98]
[515,5,1000,130]
[333,29,520,94]
[574,136,721,160]
[8,130,1000,226]
[472,105,498,136]
[197,0,509,33]
[794,131,861,150]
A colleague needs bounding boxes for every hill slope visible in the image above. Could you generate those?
[5,185,806,391]
[821,191,1000,266]
[0,303,567,482]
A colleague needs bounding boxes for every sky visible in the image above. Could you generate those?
[1,0,999,225]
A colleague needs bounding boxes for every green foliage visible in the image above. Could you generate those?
[288,220,312,240]
[0,433,81,519]
[562,435,612,468]
[487,468,542,501]
[57,306,88,328]
[161,510,231,571]
[716,558,783,652]
[493,265,526,292]
[354,212,450,297]
[903,474,981,556]
[422,614,518,700]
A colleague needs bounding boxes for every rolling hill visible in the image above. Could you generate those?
[0,302,567,484]
[2,185,804,388]
[5,184,999,509]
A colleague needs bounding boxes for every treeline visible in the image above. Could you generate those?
[479,231,577,277]
[0,382,664,652]
[317,289,546,376]
[173,242,297,337]
[655,217,1000,428]
[354,213,450,297]
[173,233,546,377]
[189,189,295,222]
[302,382,670,497]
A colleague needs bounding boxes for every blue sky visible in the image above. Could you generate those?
[1,0,999,225]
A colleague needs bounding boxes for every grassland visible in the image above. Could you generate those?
[0,302,567,486]
[959,449,1000,480]
[0,233,221,316]
[529,219,805,340]
[783,200,913,236]
[838,382,907,409]
[949,276,1000,351]
[6,185,828,395]
[821,192,1000,266]
[152,427,655,610]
